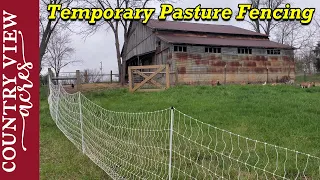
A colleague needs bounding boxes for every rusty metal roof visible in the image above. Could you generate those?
[156,33,293,49]
[147,19,269,38]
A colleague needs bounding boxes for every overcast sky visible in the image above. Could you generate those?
[59,0,319,74]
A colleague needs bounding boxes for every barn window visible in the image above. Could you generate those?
[205,47,221,53]
[174,45,187,52]
[267,49,281,55]
[238,48,252,54]
[183,46,187,52]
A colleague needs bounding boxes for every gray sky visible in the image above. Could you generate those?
[61,0,319,74]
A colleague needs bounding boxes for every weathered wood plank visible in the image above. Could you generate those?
[136,89,165,92]
[128,67,133,92]
[166,64,170,89]
[136,72,175,74]
[130,65,163,70]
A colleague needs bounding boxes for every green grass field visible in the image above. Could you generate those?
[40,88,111,180]
[40,84,320,179]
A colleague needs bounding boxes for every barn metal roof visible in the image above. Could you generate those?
[146,19,269,38]
[156,33,294,49]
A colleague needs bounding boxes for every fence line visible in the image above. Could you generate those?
[47,75,320,180]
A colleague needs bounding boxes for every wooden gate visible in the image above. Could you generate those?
[128,64,170,92]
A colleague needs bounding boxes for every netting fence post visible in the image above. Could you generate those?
[79,92,85,154]
[55,83,60,124]
[168,107,174,180]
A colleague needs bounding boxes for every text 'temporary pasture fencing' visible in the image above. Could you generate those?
[47,76,320,180]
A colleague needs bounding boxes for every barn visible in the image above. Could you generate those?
[121,19,295,85]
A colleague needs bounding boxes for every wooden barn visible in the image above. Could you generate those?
[121,19,295,85]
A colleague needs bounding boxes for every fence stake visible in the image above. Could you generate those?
[84,70,88,83]
[76,70,81,91]
[267,66,269,83]
[128,67,133,92]
[168,107,174,180]
[304,69,306,82]
[78,92,85,154]
[55,83,60,124]
[166,64,170,89]
[224,64,227,84]
[110,70,113,83]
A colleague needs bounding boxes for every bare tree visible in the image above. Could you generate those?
[83,68,103,83]
[40,0,75,73]
[80,0,174,85]
[315,14,320,28]
[273,21,319,49]
[44,31,81,77]
[298,47,317,73]
[245,0,286,36]
[270,9,320,74]
[313,42,320,72]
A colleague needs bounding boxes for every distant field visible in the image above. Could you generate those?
[295,73,320,83]
[41,84,320,179]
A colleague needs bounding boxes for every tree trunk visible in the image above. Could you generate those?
[121,60,126,85]
[39,45,46,73]
[39,20,52,73]
[254,20,260,33]
[252,0,260,33]
[114,29,123,85]
[120,35,129,86]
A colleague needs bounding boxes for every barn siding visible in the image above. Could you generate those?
[169,45,295,84]
[154,40,171,65]
[123,21,295,85]
[124,22,157,61]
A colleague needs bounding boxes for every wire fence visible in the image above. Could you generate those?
[48,75,320,179]
[58,72,120,85]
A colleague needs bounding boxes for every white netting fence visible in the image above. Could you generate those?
[47,76,320,180]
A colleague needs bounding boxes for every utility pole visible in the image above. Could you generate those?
[100,61,103,75]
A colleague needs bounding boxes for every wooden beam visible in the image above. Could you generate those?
[133,71,175,74]
[129,65,163,70]
[128,67,133,92]
[137,88,165,92]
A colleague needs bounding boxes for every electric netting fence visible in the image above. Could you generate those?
[47,76,320,180]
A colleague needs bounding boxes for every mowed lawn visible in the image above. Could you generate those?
[40,84,320,179]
